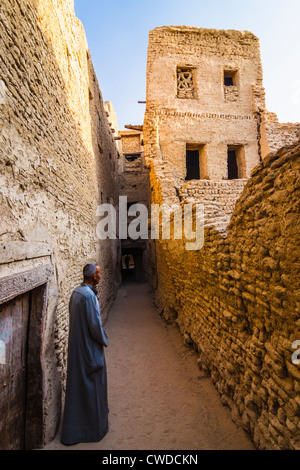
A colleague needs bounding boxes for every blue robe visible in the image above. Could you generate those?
[61,283,109,445]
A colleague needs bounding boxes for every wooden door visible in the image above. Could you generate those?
[0,292,31,450]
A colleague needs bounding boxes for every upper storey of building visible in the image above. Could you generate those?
[143,26,267,183]
[145,25,265,115]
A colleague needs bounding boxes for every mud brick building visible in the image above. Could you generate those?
[0,3,299,451]
[143,26,300,450]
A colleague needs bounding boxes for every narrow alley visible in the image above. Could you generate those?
[44,281,254,451]
[1,1,299,453]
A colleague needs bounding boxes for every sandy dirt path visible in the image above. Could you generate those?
[44,281,255,451]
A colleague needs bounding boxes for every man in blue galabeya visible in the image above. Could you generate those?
[61,263,109,446]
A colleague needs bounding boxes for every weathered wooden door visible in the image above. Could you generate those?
[0,292,31,450]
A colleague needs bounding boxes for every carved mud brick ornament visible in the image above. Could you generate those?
[177,67,196,99]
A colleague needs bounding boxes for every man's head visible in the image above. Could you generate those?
[83,263,101,286]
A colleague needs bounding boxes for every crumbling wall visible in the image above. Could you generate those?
[262,110,300,156]
[0,0,120,444]
[148,142,300,449]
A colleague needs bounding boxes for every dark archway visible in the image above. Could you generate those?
[121,247,146,283]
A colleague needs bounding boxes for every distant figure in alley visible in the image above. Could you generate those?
[61,263,109,446]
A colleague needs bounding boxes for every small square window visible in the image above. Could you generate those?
[224,76,233,86]
[224,70,237,87]
[224,70,239,101]
[177,67,197,99]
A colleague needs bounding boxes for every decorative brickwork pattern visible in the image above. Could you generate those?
[177,67,196,99]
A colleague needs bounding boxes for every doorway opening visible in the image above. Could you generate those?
[0,283,47,450]
[121,252,135,280]
[121,247,145,282]
[227,145,246,179]
[227,149,238,179]
[185,144,207,180]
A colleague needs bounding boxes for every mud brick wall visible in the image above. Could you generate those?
[120,131,143,155]
[0,0,120,443]
[179,180,247,223]
[149,142,300,450]
[263,111,300,155]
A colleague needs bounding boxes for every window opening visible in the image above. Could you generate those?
[224,70,237,87]
[125,155,139,162]
[124,153,142,172]
[224,76,233,86]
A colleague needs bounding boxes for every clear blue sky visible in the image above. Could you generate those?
[74,0,300,130]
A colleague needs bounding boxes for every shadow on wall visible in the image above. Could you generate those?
[87,47,122,318]
[0,0,118,448]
